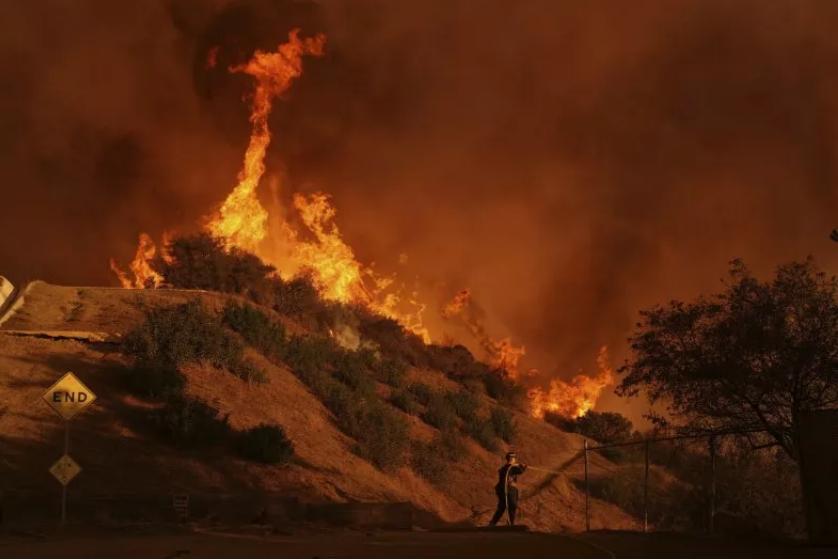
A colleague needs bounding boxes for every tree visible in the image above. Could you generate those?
[618,259,838,461]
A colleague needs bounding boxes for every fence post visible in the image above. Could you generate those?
[584,439,590,532]
[709,435,716,535]
[644,439,650,533]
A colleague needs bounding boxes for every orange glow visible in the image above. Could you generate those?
[528,346,615,419]
[109,232,164,289]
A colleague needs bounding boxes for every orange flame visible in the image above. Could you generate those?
[442,289,526,377]
[109,233,164,289]
[528,346,615,419]
[207,29,326,252]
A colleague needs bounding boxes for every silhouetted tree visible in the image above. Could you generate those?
[618,259,838,461]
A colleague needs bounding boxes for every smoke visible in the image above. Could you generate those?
[2,0,838,420]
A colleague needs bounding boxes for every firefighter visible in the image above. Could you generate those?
[489,451,527,526]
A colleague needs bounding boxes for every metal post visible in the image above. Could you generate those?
[61,421,69,529]
[583,439,590,532]
[709,435,716,535]
[643,439,650,533]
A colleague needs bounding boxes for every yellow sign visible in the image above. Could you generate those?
[50,454,81,486]
[42,372,97,420]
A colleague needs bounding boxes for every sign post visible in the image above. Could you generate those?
[41,372,97,528]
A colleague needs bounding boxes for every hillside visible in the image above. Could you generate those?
[0,281,637,532]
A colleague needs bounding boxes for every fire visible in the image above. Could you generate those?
[442,289,527,377]
[109,28,612,419]
[528,346,615,419]
[109,233,164,289]
[207,29,326,252]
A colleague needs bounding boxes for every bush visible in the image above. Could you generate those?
[422,393,458,430]
[125,366,185,399]
[222,302,286,360]
[391,389,421,415]
[161,233,275,301]
[466,416,499,452]
[490,407,516,442]
[273,275,323,320]
[235,358,269,385]
[446,389,479,423]
[546,410,634,444]
[333,350,375,393]
[482,371,527,408]
[123,300,243,370]
[237,424,294,464]
[410,428,466,483]
[354,404,409,471]
[374,357,408,387]
[154,396,231,446]
[284,335,340,383]
[407,382,434,406]
[358,313,428,367]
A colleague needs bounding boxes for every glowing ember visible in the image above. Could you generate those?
[528,346,615,419]
[207,29,326,252]
[109,232,164,289]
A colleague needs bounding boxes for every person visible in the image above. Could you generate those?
[489,451,527,526]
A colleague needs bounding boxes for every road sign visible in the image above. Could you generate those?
[42,372,97,420]
[50,454,81,486]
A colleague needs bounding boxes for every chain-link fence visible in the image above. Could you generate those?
[568,429,805,538]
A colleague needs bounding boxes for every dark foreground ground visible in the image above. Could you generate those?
[1,526,835,558]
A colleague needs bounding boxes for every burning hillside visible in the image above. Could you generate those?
[110,29,613,420]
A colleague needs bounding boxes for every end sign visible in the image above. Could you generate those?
[42,372,96,420]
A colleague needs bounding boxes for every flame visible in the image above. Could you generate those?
[528,346,615,419]
[442,289,526,377]
[207,29,326,252]
[109,233,164,289]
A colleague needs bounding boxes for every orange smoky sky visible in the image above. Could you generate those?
[1,0,837,423]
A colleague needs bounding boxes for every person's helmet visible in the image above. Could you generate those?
[505,451,517,461]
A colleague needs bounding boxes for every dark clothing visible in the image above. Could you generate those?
[489,463,527,526]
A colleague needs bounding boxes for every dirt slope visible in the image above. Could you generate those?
[0,282,636,532]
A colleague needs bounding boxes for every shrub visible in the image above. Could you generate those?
[160,233,275,300]
[482,371,527,408]
[222,302,286,360]
[332,350,375,393]
[546,410,634,444]
[154,396,231,446]
[237,424,294,464]
[407,382,434,406]
[391,389,421,415]
[273,275,323,320]
[490,407,516,442]
[123,300,244,370]
[125,366,185,399]
[354,403,409,471]
[374,357,408,387]
[466,415,499,452]
[358,313,428,367]
[235,358,269,385]
[422,392,458,430]
[446,389,479,423]
[284,335,340,383]
[410,428,466,483]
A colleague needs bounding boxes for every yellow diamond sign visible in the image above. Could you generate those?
[42,372,96,420]
[50,454,81,486]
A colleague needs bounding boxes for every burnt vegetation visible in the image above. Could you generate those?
[123,232,524,476]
